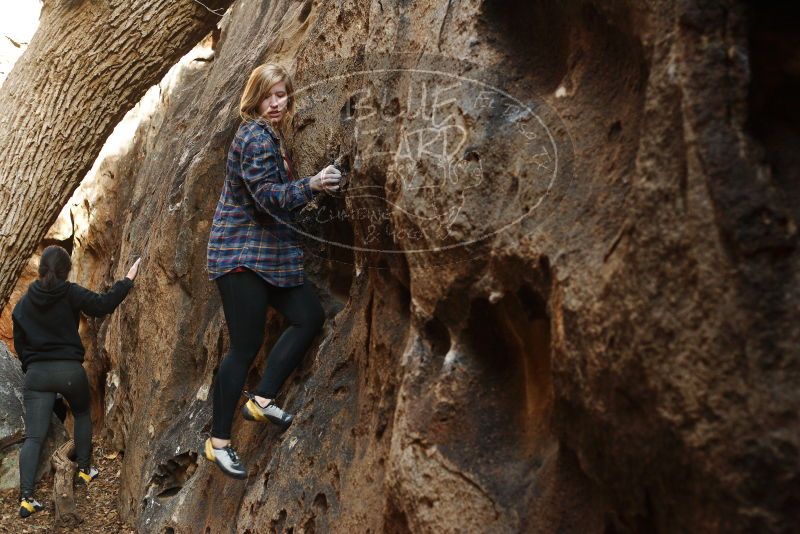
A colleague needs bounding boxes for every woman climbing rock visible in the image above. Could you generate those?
[11,245,140,517]
[204,63,340,479]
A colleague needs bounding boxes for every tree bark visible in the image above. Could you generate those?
[0,0,234,309]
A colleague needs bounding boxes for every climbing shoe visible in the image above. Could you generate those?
[76,466,99,484]
[19,497,43,518]
[203,438,247,479]
[241,391,293,429]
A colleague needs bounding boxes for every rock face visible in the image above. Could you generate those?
[35,1,799,533]
[0,257,38,350]
[0,342,68,491]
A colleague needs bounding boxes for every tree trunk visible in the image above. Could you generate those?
[0,0,234,309]
[51,439,79,527]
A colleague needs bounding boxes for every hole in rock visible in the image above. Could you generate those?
[608,120,623,141]
[423,314,451,367]
[384,500,412,534]
[313,492,328,513]
[517,284,548,322]
[271,509,288,533]
[466,287,553,440]
[747,2,800,226]
[482,0,570,92]
[148,451,199,501]
[433,283,554,519]
[298,0,312,23]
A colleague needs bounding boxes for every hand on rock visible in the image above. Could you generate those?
[310,165,341,193]
[126,257,142,282]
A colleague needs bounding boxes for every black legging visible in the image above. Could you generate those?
[212,269,325,439]
[20,360,92,498]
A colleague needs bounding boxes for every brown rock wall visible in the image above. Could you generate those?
[53,1,799,533]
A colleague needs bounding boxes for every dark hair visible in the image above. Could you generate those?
[38,245,71,289]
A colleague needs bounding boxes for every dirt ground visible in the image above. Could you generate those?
[0,441,135,533]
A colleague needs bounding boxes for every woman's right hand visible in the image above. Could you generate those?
[310,165,341,193]
[126,257,142,281]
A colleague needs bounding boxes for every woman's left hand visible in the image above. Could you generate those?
[310,165,342,193]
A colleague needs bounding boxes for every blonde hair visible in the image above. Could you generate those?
[239,63,295,138]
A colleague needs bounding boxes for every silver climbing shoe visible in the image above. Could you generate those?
[203,438,247,479]
[241,391,293,429]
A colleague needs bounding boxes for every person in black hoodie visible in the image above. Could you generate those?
[11,245,140,518]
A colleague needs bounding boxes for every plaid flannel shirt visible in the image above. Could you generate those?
[207,119,319,287]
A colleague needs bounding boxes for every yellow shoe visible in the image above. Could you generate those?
[76,466,99,484]
[19,497,43,518]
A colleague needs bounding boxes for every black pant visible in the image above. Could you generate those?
[212,270,325,439]
[20,360,92,498]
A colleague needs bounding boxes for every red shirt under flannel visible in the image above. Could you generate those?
[207,119,318,287]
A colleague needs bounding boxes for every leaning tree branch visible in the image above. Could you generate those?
[0,0,235,309]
